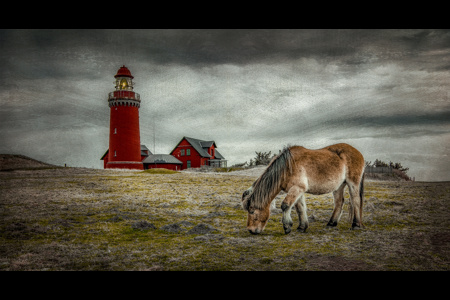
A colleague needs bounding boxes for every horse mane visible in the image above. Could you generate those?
[245,146,294,210]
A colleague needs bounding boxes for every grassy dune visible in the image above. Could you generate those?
[0,167,449,270]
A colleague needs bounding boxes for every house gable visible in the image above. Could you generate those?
[170,136,226,169]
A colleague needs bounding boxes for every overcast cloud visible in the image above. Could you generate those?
[0,29,449,181]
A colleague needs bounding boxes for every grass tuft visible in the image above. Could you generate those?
[141,168,179,174]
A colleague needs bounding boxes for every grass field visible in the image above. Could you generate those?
[1,166,449,270]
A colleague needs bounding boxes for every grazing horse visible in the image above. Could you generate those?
[241,143,365,235]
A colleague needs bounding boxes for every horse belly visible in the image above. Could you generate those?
[306,176,344,195]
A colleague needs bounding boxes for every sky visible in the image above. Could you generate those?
[0,29,449,181]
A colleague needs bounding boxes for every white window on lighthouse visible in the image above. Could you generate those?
[114,150,117,157]
[114,128,117,134]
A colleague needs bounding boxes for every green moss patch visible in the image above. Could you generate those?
[141,168,179,174]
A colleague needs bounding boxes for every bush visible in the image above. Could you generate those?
[365,159,411,181]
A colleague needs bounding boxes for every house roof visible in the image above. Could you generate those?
[170,136,224,159]
[142,154,182,164]
[141,145,152,156]
[214,149,224,159]
[200,141,215,148]
[100,145,152,160]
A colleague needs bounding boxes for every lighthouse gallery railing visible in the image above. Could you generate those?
[108,91,140,101]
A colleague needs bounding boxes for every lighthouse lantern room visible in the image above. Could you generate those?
[103,65,144,170]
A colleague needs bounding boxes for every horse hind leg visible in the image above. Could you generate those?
[294,193,308,232]
[347,181,363,230]
[327,182,346,227]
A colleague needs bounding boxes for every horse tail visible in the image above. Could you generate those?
[347,172,365,225]
[359,172,365,227]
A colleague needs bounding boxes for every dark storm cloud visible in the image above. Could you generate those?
[154,29,450,68]
[348,111,450,128]
[0,29,367,66]
[132,29,364,65]
[0,29,114,81]
[2,29,449,70]
[318,111,450,140]
[243,108,450,142]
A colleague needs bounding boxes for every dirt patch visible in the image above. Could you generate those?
[132,221,157,231]
[305,254,380,271]
[187,223,219,235]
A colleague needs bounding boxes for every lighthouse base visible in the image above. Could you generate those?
[106,161,144,170]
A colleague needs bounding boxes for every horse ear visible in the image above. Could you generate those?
[242,196,250,211]
[242,189,250,200]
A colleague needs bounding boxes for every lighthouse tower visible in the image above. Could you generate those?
[105,65,144,170]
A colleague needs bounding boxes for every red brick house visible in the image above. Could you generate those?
[170,136,227,170]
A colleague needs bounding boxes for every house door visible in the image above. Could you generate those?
[187,160,191,168]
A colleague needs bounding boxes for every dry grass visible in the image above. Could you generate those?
[1,166,449,271]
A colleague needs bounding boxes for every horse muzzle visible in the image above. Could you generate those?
[248,228,261,235]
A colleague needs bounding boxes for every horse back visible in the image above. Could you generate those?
[287,143,364,194]
[324,143,365,183]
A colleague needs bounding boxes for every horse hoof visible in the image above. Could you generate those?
[351,225,362,230]
[327,221,338,227]
[297,227,307,233]
[283,226,292,234]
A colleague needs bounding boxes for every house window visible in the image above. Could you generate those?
[180,149,185,156]
[187,160,191,168]
[186,149,190,156]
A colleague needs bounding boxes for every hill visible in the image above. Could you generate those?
[0,154,58,171]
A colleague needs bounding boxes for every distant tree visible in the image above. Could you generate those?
[254,151,272,165]
[248,159,254,167]
[389,161,409,173]
[373,159,389,168]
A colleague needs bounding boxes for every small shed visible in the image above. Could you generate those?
[142,154,182,171]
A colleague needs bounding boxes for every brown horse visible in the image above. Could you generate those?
[241,143,365,234]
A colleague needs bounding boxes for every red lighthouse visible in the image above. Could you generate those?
[103,65,144,170]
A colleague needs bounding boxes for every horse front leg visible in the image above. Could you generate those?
[270,198,277,210]
[281,186,303,234]
[294,193,308,232]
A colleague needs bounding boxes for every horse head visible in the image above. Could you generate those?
[242,189,270,235]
